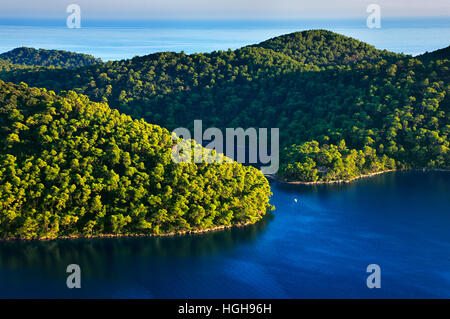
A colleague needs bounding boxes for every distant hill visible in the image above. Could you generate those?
[251,30,400,67]
[0,31,398,128]
[0,47,101,68]
[0,30,448,182]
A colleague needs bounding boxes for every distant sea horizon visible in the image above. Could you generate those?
[0,17,449,61]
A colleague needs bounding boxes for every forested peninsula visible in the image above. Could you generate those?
[0,81,272,240]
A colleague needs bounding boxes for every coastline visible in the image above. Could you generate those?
[265,168,450,185]
[0,221,256,242]
[3,168,448,242]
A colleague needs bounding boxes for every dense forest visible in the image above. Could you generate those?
[0,81,272,239]
[417,45,450,64]
[0,47,101,68]
[249,30,399,67]
[0,30,448,184]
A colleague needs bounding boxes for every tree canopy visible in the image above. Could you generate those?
[0,30,448,183]
[0,47,101,68]
[0,81,272,239]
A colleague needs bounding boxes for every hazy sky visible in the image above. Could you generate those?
[0,0,449,20]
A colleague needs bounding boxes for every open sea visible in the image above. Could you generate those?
[0,18,449,60]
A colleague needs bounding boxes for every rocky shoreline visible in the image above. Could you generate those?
[265,168,449,185]
[0,221,255,242]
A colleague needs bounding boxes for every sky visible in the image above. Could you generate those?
[0,0,449,20]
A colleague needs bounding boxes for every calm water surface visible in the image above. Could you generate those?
[0,171,449,298]
[0,19,449,60]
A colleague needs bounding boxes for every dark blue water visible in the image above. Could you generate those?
[1,171,449,298]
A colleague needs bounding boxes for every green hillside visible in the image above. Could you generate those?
[0,81,272,240]
[417,45,450,64]
[251,29,400,67]
[0,47,101,68]
[0,30,448,183]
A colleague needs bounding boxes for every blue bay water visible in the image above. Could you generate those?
[0,171,449,298]
[0,18,449,60]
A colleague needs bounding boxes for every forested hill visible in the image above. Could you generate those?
[0,45,308,128]
[0,30,448,183]
[0,80,272,239]
[0,30,399,129]
[251,30,400,67]
[0,47,101,68]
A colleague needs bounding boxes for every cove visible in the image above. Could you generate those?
[0,170,449,298]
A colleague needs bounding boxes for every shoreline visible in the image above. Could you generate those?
[0,221,256,243]
[2,168,448,242]
[265,168,450,185]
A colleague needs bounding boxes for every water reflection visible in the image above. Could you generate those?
[0,213,273,278]
[1,171,450,298]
